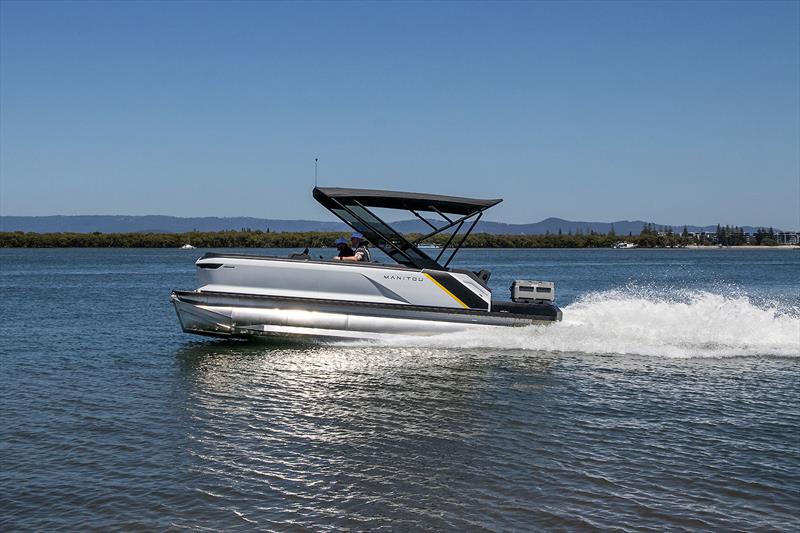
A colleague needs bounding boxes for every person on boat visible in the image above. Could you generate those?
[333,237,355,260]
[337,232,371,262]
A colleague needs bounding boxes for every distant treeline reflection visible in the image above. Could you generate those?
[0,227,780,248]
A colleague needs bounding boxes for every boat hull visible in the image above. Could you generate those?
[171,290,561,341]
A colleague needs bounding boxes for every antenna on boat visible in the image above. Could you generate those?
[314,158,318,187]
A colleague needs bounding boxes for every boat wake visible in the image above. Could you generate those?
[357,289,800,358]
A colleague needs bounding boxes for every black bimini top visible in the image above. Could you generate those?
[315,187,501,215]
[313,186,502,270]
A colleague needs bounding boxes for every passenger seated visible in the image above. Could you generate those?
[332,237,355,260]
[337,232,371,262]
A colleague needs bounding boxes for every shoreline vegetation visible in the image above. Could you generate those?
[1,227,794,249]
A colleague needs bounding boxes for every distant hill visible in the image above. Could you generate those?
[0,215,775,235]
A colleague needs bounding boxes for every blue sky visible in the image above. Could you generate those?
[1,1,798,228]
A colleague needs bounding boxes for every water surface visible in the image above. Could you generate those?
[1,248,798,531]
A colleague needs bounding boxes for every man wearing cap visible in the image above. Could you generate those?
[332,237,355,260]
[336,232,371,262]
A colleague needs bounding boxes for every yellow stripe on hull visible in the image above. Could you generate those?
[423,273,469,308]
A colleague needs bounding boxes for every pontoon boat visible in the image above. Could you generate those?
[171,187,562,340]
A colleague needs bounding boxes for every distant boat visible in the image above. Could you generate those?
[180,243,195,249]
[612,241,638,249]
[417,243,441,250]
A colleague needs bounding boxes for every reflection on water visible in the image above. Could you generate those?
[169,342,566,530]
[175,341,559,443]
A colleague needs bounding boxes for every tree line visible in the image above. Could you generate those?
[0,226,784,248]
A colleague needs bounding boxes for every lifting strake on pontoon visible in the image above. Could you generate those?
[171,186,562,340]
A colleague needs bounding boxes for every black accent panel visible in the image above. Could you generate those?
[492,301,561,320]
[197,263,223,269]
[425,270,489,310]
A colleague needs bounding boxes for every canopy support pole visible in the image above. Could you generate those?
[444,212,483,268]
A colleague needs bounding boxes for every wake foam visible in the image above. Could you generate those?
[367,290,800,358]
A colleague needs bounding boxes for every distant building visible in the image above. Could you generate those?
[688,231,718,244]
[776,232,800,245]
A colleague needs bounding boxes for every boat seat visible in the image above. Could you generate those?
[474,269,491,283]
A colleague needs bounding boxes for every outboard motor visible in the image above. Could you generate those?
[510,280,555,304]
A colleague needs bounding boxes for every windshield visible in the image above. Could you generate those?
[330,206,440,269]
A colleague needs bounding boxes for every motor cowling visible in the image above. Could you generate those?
[510,280,555,304]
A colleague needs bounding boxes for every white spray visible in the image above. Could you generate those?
[359,289,800,358]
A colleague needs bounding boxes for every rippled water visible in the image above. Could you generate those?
[1,248,798,531]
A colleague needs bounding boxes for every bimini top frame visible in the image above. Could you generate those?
[313,186,502,270]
